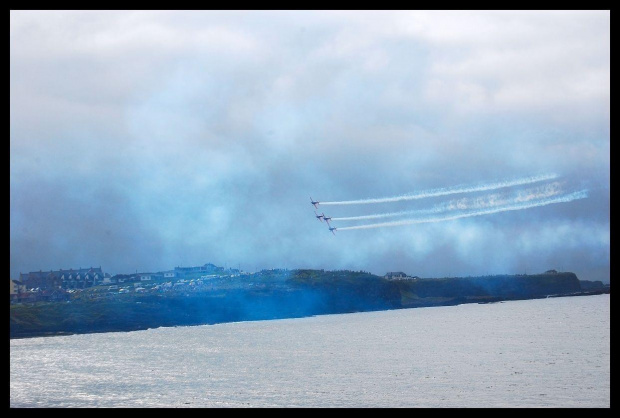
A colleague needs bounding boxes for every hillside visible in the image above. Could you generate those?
[10,270,608,339]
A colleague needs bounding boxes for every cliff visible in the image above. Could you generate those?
[393,272,583,308]
[10,270,606,339]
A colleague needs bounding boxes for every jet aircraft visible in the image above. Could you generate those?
[314,211,324,222]
[329,226,337,235]
[322,213,332,224]
[310,197,320,209]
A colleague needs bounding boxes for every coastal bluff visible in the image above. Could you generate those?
[10,270,607,339]
[393,271,584,308]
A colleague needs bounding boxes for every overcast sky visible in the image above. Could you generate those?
[10,10,610,282]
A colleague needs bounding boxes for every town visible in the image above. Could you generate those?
[11,262,439,304]
[9,263,264,304]
[12,262,609,306]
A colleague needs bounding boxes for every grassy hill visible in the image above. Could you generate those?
[10,270,606,339]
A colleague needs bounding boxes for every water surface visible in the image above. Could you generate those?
[10,294,610,408]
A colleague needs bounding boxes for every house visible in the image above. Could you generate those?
[174,263,224,278]
[139,273,164,281]
[19,267,108,290]
[10,279,26,302]
[384,272,418,280]
[16,291,38,303]
[384,272,409,280]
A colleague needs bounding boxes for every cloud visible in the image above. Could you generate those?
[404,11,610,118]
[10,10,610,283]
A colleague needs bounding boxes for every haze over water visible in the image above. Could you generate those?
[10,294,609,408]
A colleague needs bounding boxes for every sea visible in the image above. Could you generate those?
[10,294,610,408]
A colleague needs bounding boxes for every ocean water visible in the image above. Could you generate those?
[10,294,610,408]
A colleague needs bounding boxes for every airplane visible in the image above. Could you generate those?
[310,197,320,209]
[322,213,332,224]
[328,226,337,235]
[314,211,324,222]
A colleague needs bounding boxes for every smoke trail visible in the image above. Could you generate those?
[337,190,588,231]
[331,182,565,222]
[320,173,559,206]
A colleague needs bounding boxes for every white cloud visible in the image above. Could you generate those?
[9,10,610,281]
[402,11,610,115]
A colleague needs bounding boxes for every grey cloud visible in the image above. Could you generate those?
[10,11,610,282]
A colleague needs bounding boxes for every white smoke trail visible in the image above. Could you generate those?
[320,173,559,206]
[331,182,565,222]
[336,190,588,231]
[332,211,419,221]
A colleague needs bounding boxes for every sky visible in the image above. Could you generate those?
[10,10,610,282]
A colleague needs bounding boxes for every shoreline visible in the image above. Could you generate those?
[10,289,609,340]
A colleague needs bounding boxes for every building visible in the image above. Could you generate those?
[10,279,25,302]
[174,263,225,279]
[139,273,164,281]
[384,272,418,280]
[19,267,109,290]
[11,278,70,303]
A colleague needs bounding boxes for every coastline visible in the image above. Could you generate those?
[10,285,609,340]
